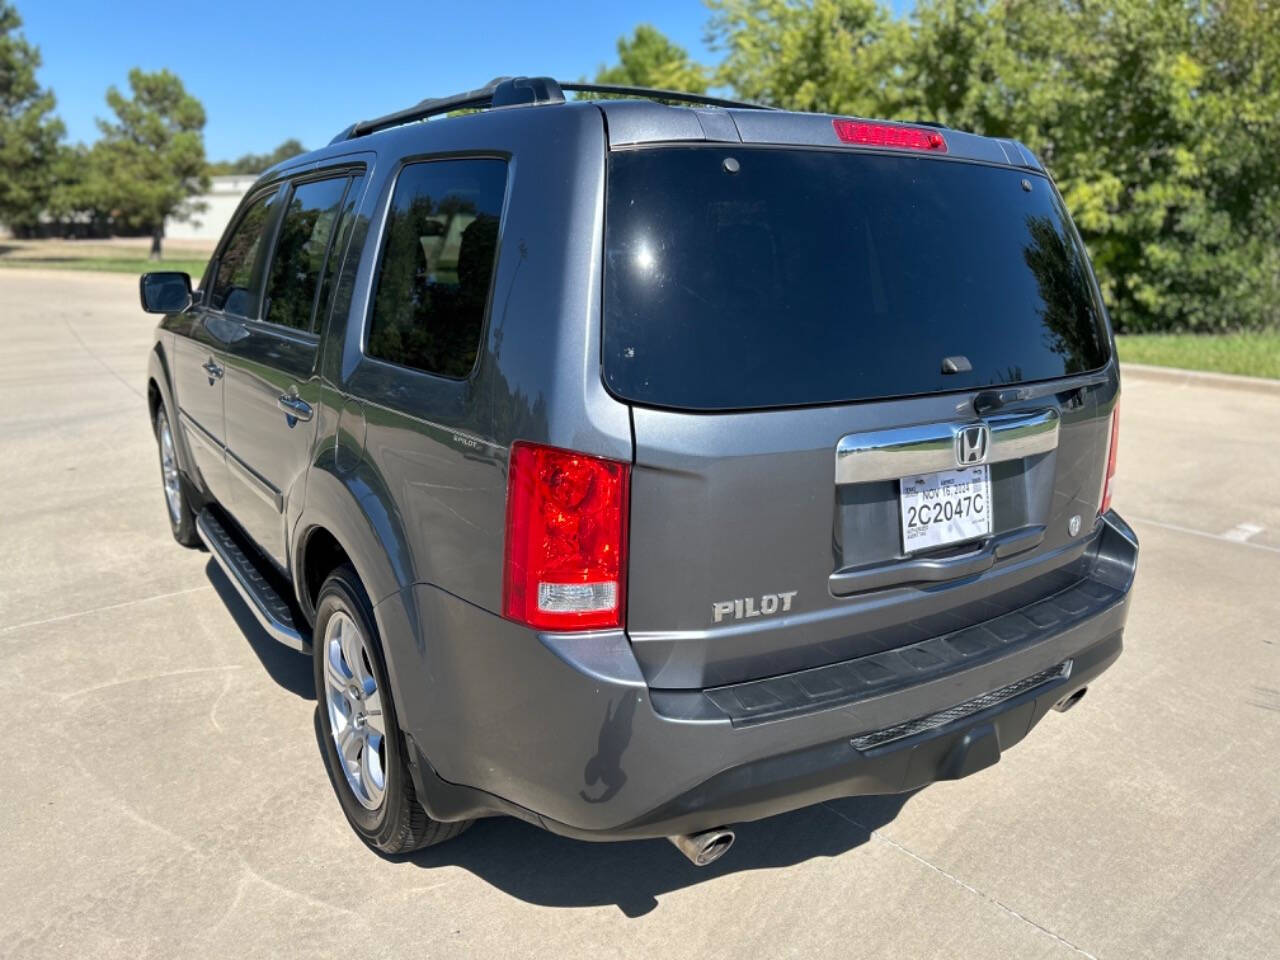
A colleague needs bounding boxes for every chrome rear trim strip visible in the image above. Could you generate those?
[835,408,1060,484]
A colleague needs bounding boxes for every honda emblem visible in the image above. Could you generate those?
[955,424,990,466]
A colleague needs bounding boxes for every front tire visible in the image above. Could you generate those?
[153,404,200,547]
[313,564,470,853]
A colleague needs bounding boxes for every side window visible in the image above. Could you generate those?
[262,177,350,331]
[313,175,364,332]
[366,158,507,378]
[209,192,277,317]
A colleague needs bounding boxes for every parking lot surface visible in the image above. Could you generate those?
[2,269,1277,959]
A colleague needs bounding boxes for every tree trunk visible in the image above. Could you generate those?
[149,224,164,261]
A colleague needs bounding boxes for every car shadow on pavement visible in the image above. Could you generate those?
[299,665,915,918]
[404,788,916,917]
[204,560,314,700]
[204,556,916,917]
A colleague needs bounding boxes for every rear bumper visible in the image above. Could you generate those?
[380,512,1137,841]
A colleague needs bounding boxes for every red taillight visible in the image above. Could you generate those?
[832,119,947,152]
[502,441,630,631]
[1100,403,1120,515]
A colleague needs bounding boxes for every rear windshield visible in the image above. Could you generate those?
[603,146,1110,410]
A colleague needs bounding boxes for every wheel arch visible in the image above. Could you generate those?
[147,342,196,478]
[297,525,356,622]
[294,462,422,730]
[291,461,415,621]
[147,377,162,423]
[147,341,174,418]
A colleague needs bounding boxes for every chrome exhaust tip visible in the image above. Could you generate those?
[668,827,736,867]
[1054,687,1088,713]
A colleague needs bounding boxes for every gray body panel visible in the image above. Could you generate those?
[170,319,233,505]
[389,515,1134,834]
[221,321,320,569]
[148,94,1135,840]
[627,374,1116,688]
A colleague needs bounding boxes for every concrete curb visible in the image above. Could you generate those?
[1120,362,1280,397]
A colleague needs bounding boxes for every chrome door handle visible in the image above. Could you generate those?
[277,394,313,424]
[202,359,223,383]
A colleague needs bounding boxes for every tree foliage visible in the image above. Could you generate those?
[0,1,64,229]
[707,0,907,115]
[700,0,1280,332]
[88,67,209,256]
[45,142,109,228]
[208,137,306,176]
[593,24,709,93]
[896,0,1280,331]
[1,1,1274,330]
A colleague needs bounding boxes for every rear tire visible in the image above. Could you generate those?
[153,404,200,548]
[313,564,471,853]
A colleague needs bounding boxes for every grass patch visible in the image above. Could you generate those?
[0,255,208,276]
[1116,332,1280,380]
[0,239,210,278]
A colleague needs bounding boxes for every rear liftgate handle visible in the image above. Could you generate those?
[830,408,1060,595]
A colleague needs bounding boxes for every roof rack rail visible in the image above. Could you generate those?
[329,76,773,144]
[329,76,564,144]
[559,83,775,112]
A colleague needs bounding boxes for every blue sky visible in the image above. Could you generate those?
[21,0,911,161]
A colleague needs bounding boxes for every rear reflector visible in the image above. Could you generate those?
[1100,402,1120,514]
[503,441,630,631]
[833,119,947,152]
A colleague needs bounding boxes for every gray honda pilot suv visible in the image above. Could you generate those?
[141,76,1137,865]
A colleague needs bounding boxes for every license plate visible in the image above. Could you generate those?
[899,465,992,553]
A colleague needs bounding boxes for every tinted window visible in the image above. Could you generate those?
[210,192,277,317]
[366,159,506,378]
[263,177,349,331]
[313,175,364,332]
[603,147,1110,410]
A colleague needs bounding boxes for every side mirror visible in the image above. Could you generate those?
[139,272,193,314]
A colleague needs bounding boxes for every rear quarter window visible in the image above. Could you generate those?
[603,146,1110,411]
[365,158,507,379]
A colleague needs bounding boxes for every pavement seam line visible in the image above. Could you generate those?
[60,664,243,701]
[60,314,145,400]
[821,802,1100,960]
[0,584,214,636]
[1126,514,1280,554]
[1220,522,1264,543]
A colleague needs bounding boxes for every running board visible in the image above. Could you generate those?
[196,509,309,652]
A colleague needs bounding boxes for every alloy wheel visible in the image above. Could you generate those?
[322,611,387,810]
[157,410,183,526]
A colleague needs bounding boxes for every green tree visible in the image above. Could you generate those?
[898,0,1280,332]
[699,0,1280,332]
[45,143,110,231]
[89,67,209,258]
[593,24,708,93]
[0,1,65,231]
[705,0,907,115]
[208,137,306,176]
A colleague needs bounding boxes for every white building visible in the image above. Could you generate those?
[165,174,257,242]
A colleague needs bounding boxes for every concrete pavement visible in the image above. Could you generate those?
[1,269,1277,959]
